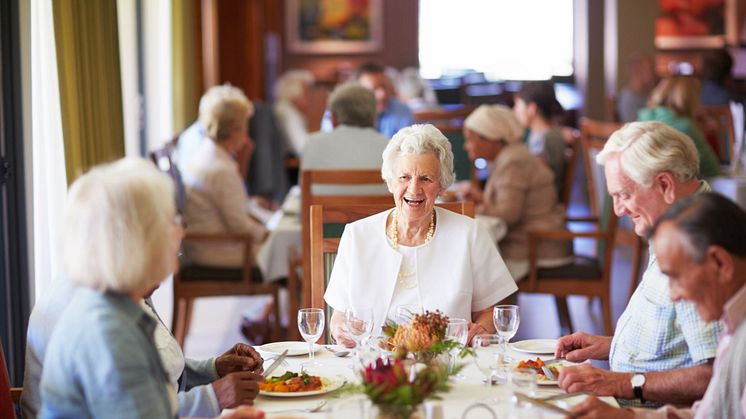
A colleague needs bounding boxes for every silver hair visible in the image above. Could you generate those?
[274,70,314,102]
[198,84,254,141]
[596,121,700,187]
[63,158,175,293]
[381,124,455,190]
[327,82,376,127]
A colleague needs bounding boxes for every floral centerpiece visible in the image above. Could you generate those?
[340,311,470,419]
[382,310,468,363]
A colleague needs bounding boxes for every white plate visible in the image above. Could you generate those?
[260,375,345,397]
[512,339,557,354]
[258,341,322,357]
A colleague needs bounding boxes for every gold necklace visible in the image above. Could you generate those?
[388,209,435,250]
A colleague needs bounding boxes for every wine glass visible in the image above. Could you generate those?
[509,368,538,413]
[472,334,503,401]
[445,318,468,379]
[298,308,325,364]
[493,305,520,364]
[395,304,422,324]
[345,307,374,352]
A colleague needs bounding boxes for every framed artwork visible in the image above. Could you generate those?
[655,0,729,49]
[286,0,382,54]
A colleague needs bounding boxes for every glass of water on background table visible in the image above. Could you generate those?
[493,305,520,364]
[298,308,324,365]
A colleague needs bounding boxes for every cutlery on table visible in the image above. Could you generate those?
[268,400,327,414]
[514,393,578,418]
[262,349,288,377]
[325,346,351,357]
[541,365,558,380]
[540,391,589,401]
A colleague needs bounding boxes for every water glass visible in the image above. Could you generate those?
[395,304,422,324]
[509,368,538,414]
[345,306,374,350]
[472,334,502,399]
[445,318,468,378]
[298,308,324,363]
[493,305,520,363]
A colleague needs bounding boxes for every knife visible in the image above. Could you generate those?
[262,349,289,378]
[514,393,578,418]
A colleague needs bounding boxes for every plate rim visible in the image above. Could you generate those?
[259,375,345,397]
[511,338,558,354]
[258,341,322,356]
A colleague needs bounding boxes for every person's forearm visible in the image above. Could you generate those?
[621,364,713,406]
[330,310,345,338]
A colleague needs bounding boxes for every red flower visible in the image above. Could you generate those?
[362,358,407,394]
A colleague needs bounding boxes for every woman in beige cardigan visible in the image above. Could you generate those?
[462,105,572,280]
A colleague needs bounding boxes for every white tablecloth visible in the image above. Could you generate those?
[252,343,618,418]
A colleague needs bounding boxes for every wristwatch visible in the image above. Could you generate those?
[631,373,646,403]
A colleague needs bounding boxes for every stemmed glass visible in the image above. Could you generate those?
[345,306,374,351]
[445,318,468,379]
[472,334,503,401]
[395,305,422,324]
[493,305,520,364]
[298,308,325,364]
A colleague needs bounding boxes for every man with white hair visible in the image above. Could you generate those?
[301,82,389,195]
[555,121,722,407]
[273,69,314,156]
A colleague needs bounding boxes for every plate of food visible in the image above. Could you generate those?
[515,358,572,386]
[511,339,557,354]
[258,341,322,357]
[259,371,345,397]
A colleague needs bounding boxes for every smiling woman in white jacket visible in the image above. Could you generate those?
[324,124,518,347]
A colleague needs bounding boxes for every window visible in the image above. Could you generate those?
[418,0,574,80]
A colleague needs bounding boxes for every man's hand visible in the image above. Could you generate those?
[558,364,633,399]
[555,332,612,362]
[218,405,265,419]
[567,395,634,419]
[216,343,264,376]
[331,324,356,348]
[211,371,262,409]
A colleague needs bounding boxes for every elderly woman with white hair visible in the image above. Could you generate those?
[325,124,518,347]
[273,69,315,156]
[39,158,264,419]
[462,105,572,280]
[180,85,268,268]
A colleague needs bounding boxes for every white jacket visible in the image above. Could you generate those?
[324,206,517,334]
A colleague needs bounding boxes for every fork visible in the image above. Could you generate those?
[268,400,327,414]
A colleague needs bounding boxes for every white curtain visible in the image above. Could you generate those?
[30,0,67,301]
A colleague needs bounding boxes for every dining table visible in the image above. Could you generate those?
[251,340,619,418]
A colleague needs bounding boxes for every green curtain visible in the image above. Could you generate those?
[172,0,201,134]
[53,0,125,184]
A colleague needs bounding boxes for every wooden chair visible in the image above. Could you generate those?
[520,134,619,336]
[559,127,581,208]
[299,170,394,308]
[149,144,282,347]
[308,202,475,343]
[579,118,646,302]
[696,105,736,165]
[1,342,21,419]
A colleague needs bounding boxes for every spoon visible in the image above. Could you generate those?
[269,400,327,414]
[325,346,351,357]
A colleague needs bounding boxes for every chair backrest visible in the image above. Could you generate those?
[579,118,623,219]
[1,342,15,419]
[300,170,394,306]
[579,126,620,264]
[308,202,475,314]
[559,127,581,208]
[696,105,736,165]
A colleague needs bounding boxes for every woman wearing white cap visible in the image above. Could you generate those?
[462,105,572,280]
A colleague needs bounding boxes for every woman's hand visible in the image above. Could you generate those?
[330,310,356,348]
[466,322,489,345]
